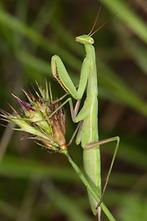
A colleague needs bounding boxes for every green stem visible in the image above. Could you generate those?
[65,151,99,202]
[64,151,117,221]
[101,203,116,221]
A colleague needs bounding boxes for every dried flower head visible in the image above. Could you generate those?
[1,82,67,153]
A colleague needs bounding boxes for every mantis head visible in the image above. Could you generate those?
[75,35,94,45]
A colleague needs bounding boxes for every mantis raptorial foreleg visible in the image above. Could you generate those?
[51,55,90,100]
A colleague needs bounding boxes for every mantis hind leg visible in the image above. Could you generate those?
[86,136,120,209]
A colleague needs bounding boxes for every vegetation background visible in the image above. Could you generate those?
[0,0,147,220]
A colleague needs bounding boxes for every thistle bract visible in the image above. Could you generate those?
[1,83,67,153]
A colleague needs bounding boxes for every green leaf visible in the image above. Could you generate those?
[101,0,147,43]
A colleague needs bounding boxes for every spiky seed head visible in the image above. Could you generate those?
[1,83,67,153]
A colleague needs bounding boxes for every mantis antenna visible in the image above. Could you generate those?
[88,2,110,37]
[88,3,102,36]
[89,20,109,36]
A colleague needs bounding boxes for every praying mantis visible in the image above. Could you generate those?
[51,33,120,219]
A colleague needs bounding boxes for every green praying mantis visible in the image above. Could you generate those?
[51,33,120,219]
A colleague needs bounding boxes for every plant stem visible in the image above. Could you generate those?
[64,150,117,221]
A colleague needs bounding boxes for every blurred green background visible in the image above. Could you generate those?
[0,0,147,220]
